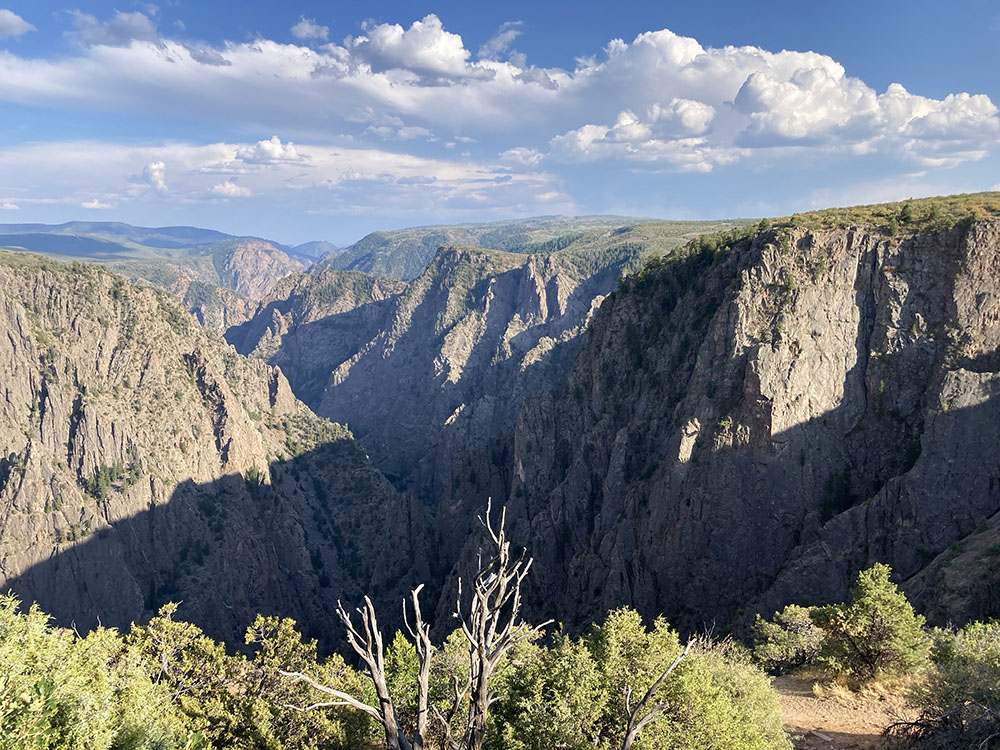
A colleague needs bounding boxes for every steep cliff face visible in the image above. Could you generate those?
[490,217,1000,630]
[0,253,423,649]
[292,244,637,500]
[227,269,407,405]
[108,238,306,331]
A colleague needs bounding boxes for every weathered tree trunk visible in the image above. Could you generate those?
[452,499,553,750]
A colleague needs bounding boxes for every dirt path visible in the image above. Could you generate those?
[774,676,916,750]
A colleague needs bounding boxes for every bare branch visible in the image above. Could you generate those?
[452,498,550,750]
[278,670,382,721]
[619,638,697,750]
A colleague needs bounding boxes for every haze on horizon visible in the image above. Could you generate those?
[0,0,997,245]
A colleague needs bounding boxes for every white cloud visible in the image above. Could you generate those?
[210,180,252,197]
[0,9,34,38]
[478,21,522,61]
[0,200,19,210]
[291,16,328,41]
[67,10,158,47]
[345,14,491,80]
[649,98,715,135]
[234,136,303,164]
[81,198,112,208]
[142,160,167,192]
[0,17,993,181]
[500,146,544,166]
[0,138,565,223]
[183,42,230,66]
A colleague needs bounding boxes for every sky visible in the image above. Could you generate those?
[0,1,998,246]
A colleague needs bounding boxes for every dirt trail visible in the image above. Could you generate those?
[774,676,917,750]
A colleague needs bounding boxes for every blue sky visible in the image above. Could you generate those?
[0,1,997,245]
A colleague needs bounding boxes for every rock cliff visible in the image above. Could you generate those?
[227,269,407,405]
[235,242,640,501]
[0,252,423,649]
[109,238,306,330]
[446,204,1000,631]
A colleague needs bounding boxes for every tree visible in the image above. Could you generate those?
[889,620,1000,749]
[285,498,549,750]
[0,595,200,750]
[282,587,432,750]
[752,604,825,674]
[447,499,553,750]
[488,608,787,750]
[811,563,929,682]
[617,638,694,750]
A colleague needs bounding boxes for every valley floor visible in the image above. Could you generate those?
[775,676,917,750]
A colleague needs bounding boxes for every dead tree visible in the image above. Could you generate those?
[281,585,435,750]
[619,638,696,750]
[444,498,553,750]
[403,584,434,750]
[283,499,548,750]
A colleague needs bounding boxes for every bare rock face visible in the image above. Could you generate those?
[110,239,305,332]
[286,247,635,502]
[227,269,406,405]
[221,239,305,300]
[0,253,423,649]
[483,220,1000,630]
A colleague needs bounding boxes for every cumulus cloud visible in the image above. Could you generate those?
[81,198,112,208]
[478,21,522,61]
[540,29,999,170]
[67,10,158,47]
[142,160,167,192]
[345,14,492,80]
[183,42,231,66]
[210,180,252,197]
[0,200,19,210]
[649,98,716,135]
[0,16,994,184]
[0,9,34,38]
[291,16,328,41]
[234,136,303,164]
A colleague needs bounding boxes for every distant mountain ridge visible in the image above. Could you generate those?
[314,215,734,281]
[0,221,249,256]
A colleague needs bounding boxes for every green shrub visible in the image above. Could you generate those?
[487,607,790,750]
[918,621,1000,713]
[0,594,197,750]
[752,604,825,674]
[811,563,930,682]
[890,621,1000,748]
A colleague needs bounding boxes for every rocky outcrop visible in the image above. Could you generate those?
[217,239,305,299]
[460,217,1000,631]
[236,243,639,501]
[109,238,305,331]
[0,252,423,650]
[227,269,406,404]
